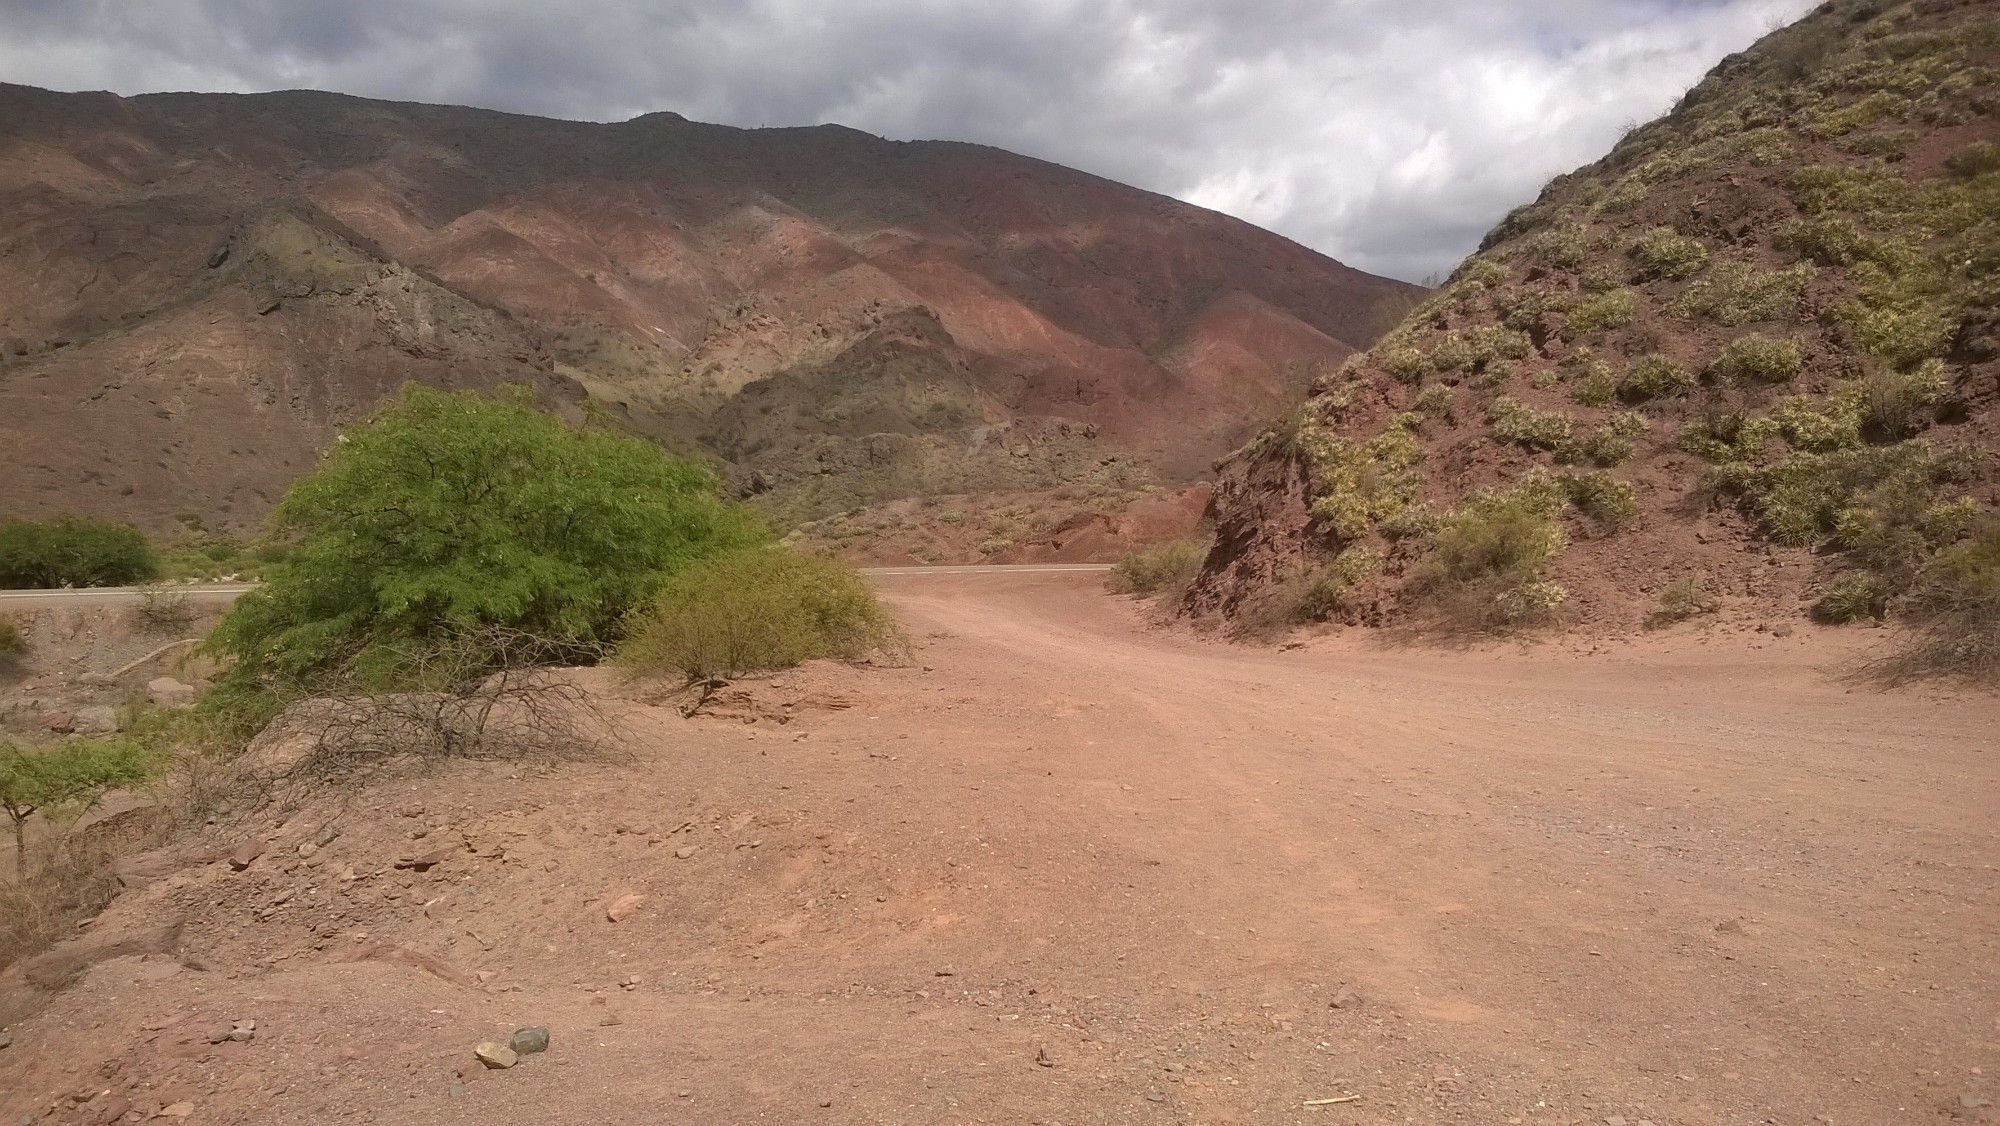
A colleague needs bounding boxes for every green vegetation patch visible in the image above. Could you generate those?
[1107,538,1208,598]
[1292,546,1384,622]
[0,517,159,590]
[617,547,902,681]
[1629,227,1710,280]
[1710,334,1804,385]
[1667,261,1814,325]
[206,385,766,713]
[1562,290,1639,337]
[1618,354,1696,402]
[1406,472,1570,632]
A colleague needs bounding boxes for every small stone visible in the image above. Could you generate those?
[98,1096,128,1124]
[1329,987,1362,1010]
[447,1081,466,1100]
[395,848,453,872]
[1606,1118,1626,1126]
[205,1023,234,1044]
[229,839,267,871]
[79,672,118,688]
[509,1026,549,1056]
[598,1013,623,1027]
[1770,624,1794,638]
[73,705,119,734]
[1715,918,1744,934]
[158,1102,195,1118]
[1146,1091,1166,1103]
[1964,1094,1994,1110]
[1035,1045,1054,1068]
[146,677,198,709]
[228,1019,256,1043]
[674,846,696,860]
[0,1032,11,1050]
[676,1090,692,1098]
[820,1099,833,1108]
[606,893,646,922]
[474,1042,517,1070]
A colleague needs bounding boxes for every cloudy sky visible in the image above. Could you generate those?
[0,0,1818,281]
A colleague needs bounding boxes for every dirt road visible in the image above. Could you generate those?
[1,570,1994,1124]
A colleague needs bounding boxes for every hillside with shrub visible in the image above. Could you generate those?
[1187,0,1999,676]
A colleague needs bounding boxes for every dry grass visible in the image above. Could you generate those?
[1108,538,1209,599]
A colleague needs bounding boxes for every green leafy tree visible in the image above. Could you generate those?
[207,385,766,704]
[0,517,160,589]
[0,739,152,876]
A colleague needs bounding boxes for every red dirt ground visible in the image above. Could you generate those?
[1,571,1995,1125]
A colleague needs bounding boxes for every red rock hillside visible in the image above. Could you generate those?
[0,84,1419,533]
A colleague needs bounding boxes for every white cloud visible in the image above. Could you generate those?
[0,0,1820,281]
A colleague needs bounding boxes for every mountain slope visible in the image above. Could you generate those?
[1188,0,2000,647]
[0,84,1418,532]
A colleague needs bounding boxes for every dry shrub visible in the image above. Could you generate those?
[251,627,615,778]
[1647,572,1720,628]
[0,614,22,659]
[618,547,903,682]
[0,838,121,973]
[1108,538,1208,598]
[1406,479,1569,632]
[1873,519,2000,683]
[132,584,197,633]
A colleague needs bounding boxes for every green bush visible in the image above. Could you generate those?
[1647,572,1720,628]
[0,517,159,589]
[1711,335,1804,385]
[1529,225,1589,270]
[206,385,765,706]
[1488,397,1574,452]
[1406,476,1569,632]
[1107,538,1208,597]
[1619,354,1696,402]
[1813,572,1886,623]
[617,547,902,681]
[1777,215,1879,267]
[0,616,21,657]
[1944,140,2000,179]
[1291,546,1383,622]
[0,738,152,875]
[1563,290,1639,336]
[1856,361,1945,439]
[1667,262,1813,325]
[1679,412,1777,463]
[1561,471,1639,530]
[1885,519,2000,682]
[1629,227,1710,279]
[1570,360,1618,407]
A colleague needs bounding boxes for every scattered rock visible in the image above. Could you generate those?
[157,1102,195,1118]
[1146,1091,1166,1103]
[73,705,120,734]
[97,1095,128,1124]
[606,893,646,922]
[79,672,118,688]
[1715,918,1744,934]
[474,1042,517,1070]
[1770,624,1794,638]
[229,839,267,871]
[673,846,696,860]
[1035,1044,1054,1068]
[228,1019,256,1042]
[597,1012,623,1027]
[206,245,230,268]
[447,1081,466,1100]
[40,711,75,733]
[1964,1094,1995,1109]
[394,847,453,872]
[146,677,198,709]
[1605,1117,1626,1126]
[1329,986,1362,1010]
[0,1032,11,1050]
[509,1026,549,1056]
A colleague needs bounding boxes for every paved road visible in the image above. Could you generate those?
[0,566,1110,607]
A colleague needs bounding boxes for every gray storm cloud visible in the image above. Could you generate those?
[0,0,1818,281]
